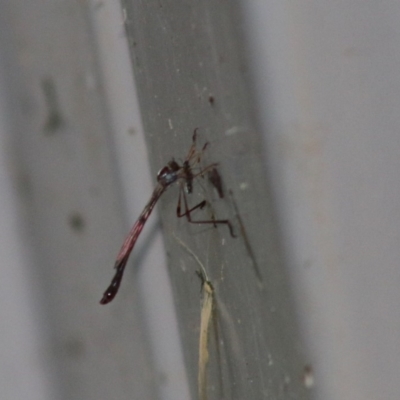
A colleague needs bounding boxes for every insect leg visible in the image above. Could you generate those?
[179,185,236,237]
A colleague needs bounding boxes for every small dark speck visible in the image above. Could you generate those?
[41,77,64,134]
[303,364,314,388]
[68,212,85,233]
[208,95,215,105]
[44,111,63,134]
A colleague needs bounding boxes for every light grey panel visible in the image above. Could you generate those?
[0,2,156,399]
[241,1,400,400]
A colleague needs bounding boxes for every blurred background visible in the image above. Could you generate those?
[1,1,400,399]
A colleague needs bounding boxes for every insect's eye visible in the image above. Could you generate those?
[157,166,170,180]
[157,164,179,185]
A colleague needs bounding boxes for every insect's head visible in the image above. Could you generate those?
[157,160,180,186]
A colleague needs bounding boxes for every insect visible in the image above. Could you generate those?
[100,130,234,304]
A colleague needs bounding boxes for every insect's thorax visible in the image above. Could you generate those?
[182,160,194,194]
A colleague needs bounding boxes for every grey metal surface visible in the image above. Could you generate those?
[122,1,311,399]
